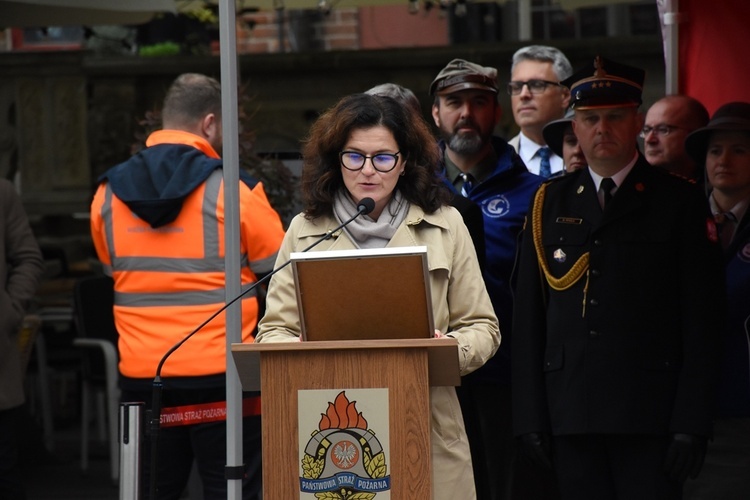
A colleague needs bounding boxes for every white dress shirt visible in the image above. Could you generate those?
[517,132,564,177]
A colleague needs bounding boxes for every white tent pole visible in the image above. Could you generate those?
[661,0,680,94]
[218,0,244,499]
[518,0,532,41]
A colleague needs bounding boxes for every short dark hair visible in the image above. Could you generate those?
[162,73,222,127]
[301,93,450,218]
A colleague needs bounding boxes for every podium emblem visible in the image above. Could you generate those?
[299,390,391,499]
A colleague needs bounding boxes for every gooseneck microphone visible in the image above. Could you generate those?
[147,197,374,499]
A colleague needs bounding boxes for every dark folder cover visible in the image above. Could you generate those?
[290,246,435,341]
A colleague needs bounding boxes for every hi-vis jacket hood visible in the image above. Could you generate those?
[90,129,286,382]
[98,130,257,228]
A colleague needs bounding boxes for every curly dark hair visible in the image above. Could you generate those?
[300,93,451,218]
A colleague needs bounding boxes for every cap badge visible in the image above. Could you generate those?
[593,55,607,78]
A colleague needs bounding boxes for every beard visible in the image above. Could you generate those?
[442,119,488,155]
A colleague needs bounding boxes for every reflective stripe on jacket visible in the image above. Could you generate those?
[91,167,284,379]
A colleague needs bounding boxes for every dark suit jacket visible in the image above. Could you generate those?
[512,155,726,438]
[449,194,486,271]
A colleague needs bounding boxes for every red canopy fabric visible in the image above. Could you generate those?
[679,0,750,115]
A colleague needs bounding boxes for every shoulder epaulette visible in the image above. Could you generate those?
[666,170,697,184]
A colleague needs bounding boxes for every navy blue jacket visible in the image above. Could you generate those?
[440,136,542,385]
[716,209,750,418]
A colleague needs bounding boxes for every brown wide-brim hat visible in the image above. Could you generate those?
[685,101,750,164]
[542,109,575,157]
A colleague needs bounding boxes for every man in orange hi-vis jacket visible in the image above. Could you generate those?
[90,73,285,500]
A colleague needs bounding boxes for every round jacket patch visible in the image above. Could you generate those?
[481,194,510,218]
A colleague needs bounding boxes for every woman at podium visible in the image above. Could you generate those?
[256,92,500,499]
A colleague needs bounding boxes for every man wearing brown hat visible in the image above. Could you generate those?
[683,101,750,499]
[512,56,726,500]
[430,58,542,500]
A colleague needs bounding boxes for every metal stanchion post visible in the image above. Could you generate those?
[120,402,144,500]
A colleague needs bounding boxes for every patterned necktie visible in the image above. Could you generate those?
[714,211,737,248]
[460,172,474,197]
[538,147,552,178]
[600,177,616,208]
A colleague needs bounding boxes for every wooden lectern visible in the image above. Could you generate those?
[231,338,460,499]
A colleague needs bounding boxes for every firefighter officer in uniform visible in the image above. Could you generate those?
[511,56,726,500]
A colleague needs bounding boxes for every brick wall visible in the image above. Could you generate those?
[235,8,359,54]
[1,37,666,216]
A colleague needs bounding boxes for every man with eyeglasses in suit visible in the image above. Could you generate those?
[507,45,573,178]
[643,95,709,183]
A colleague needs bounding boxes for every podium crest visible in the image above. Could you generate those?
[300,391,390,499]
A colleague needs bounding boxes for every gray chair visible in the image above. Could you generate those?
[72,274,120,483]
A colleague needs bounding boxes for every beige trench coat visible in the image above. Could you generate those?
[257,203,500,499]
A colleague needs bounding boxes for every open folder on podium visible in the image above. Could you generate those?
[290,245,435,341]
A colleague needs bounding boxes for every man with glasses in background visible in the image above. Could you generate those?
[430,58,542,500]
[643,95,709,183]
[507,45,573,178]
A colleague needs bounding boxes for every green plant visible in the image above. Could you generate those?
[138,42,181,57]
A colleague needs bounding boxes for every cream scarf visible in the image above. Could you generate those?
[333,190,409,249]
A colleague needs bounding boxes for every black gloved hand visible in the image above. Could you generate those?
[517,432,553,470]
[663,433,708,483]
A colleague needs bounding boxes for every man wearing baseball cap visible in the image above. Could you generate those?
[430,58,542,500]
[512,56,726,500]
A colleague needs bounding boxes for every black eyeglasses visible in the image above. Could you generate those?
[507,79,562,96]
[640,124,685,138]
[340,151,401,173]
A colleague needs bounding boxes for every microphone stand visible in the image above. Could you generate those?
[146,197,375,499]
